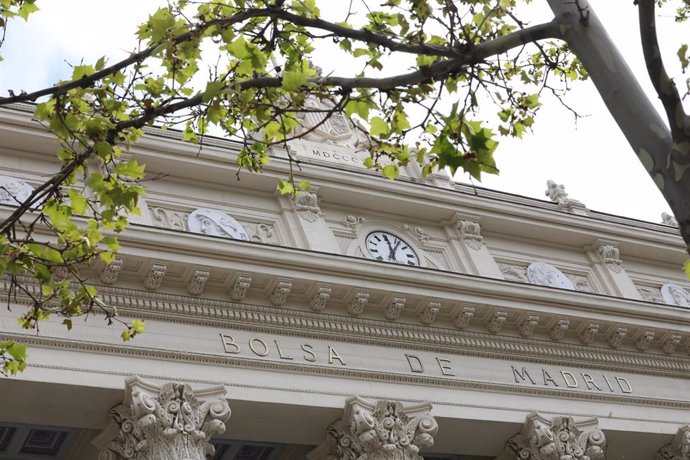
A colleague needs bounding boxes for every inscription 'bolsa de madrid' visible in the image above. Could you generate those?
[220,334,347,365]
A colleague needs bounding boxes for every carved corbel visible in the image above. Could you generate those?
[579,322,599,345]
[549,319,570,342]
[607,326,627,349]
[101,258,123,285]
[419,300,440,325]
[143,263,166,290]
[270,278,293,306]
[96,376,231,460]
[454,305,475,329]
[385,296,406,321]
[499,412,606,460]
[635,330,656,352]
[657,424,690,460]
[517,313,539,337]
[187,269,210,296]
[661,333,682,355]
[307,396,438,460]
[487,310,508,334]
[348,291,369,316]
[310,284,332,312]
[229,273,251,301]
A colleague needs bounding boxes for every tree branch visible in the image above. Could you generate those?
[638,0,689,140]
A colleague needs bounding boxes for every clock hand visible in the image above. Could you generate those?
[382,235,395,258]
[390,239,402,260]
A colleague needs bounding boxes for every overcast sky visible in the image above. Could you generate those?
[0,0,686,223]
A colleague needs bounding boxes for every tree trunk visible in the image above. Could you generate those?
[546,0,690,253]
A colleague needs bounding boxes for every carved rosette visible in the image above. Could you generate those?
[308,397,438,460]
[657,425,690,460]
[98,377,231,460]
[501,413,606,460]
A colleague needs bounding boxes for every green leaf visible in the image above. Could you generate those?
[678,44,689,72]
[62,319,73,331]
[282,70,307,91]
[382,164,399,180]
[370,116,390,137]
[684,260,690,279]
[131,319,145,334]
[68,189,87,215]
[202,81,224,103]
[276,180,294,195]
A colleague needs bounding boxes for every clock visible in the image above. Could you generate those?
[365,231,420,266]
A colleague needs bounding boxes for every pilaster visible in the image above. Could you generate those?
[444,213,502,278]
[586,239,642,299]
[95,376,231,460]
[308,396,438,460]
[280,190,341,253]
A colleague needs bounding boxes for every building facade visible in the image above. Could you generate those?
[1,103,690,459]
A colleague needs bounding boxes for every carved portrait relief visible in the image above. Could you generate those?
[527,262,575,290]
[187,208,249,240]
[661,283,690,307]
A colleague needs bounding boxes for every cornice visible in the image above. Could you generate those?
[0,105,684,263]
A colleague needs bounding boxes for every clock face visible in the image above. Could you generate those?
[365,231,420,266]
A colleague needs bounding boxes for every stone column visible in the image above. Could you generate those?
[497,412,606,460]
[657,424,690,459]
[308,396,438,460]
[96,376,231,460]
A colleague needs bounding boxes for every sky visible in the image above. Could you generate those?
[0,0,686,223]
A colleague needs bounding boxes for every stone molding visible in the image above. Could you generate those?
[657,425,690,460]
[499,412,606,460]
[5,276,690,377]
[307,396,438,460]
[96,376,231,460]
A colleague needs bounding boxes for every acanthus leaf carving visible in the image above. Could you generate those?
[307,397,438,460]
[101,258,123,285]
[402,224,430,242]
[545,180,590,216]
[419,301,440,325]
[187,269,210,296]
[579,323,599,346]
[596,242,623,273]
[502,412,606,460]
[270,279,293,306]
[229,273,251,301]
[487,311,507,334]
[311,284,332,312]
[457,220,484,250]
[150,206,188,231]
[295,191,321,223]
[454,306,475,330]
[549,319,570,342]
[657,425,690,460]
[385,296,406,321]
[518,314,539,337]
[662,334,682,355]
[635,330,656,352]
[348,291,369,316]
[144,264,166,291]
[98,376,231,460]
[607,327,627,349]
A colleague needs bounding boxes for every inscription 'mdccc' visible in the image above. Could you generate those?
[220,334,347,365]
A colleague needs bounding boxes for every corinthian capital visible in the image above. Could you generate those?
[98,376,231,460]
[657,425,690,460]
[308,396,438,460]
[499,412,606,460]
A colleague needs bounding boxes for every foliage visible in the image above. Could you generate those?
[0,0,686,373]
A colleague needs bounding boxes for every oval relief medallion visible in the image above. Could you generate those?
[188,208,249,240]
[660,283,690,307]
[526,262,575,290]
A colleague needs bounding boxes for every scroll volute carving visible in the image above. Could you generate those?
[500,412,606,460]
[308,396,438,460]
[657,425,690,460]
